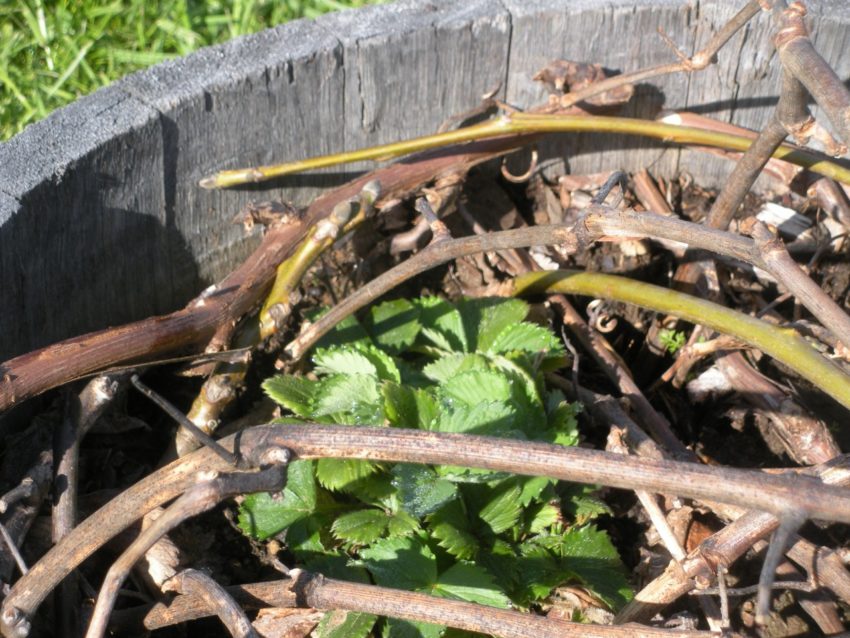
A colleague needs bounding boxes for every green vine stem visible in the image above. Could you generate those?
[259,180,380,339]
[513,270,850,411]
[199,112,850,189]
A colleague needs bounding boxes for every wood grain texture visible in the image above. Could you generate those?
[503,0,693,178]
[1,0,849,365]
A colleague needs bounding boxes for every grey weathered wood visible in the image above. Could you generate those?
[1,0,849,365]
[316,0,511,167]
[504,0,693,178]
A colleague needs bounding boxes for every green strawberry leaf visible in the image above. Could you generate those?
[434,401,517,437]
[561,484,612,524]
[477,483,523,535]
[383,384,438,429]
[262,375,318,418]
[331,509,390,544]
[526,502,562,533]
[316,458,380,492]
[552,525,633,610]
[431,562,511,609]
[303,553,371,584]
[313,374,384,424]
[422,353,490,384]
[238,460,316,540]
[440,370,511,407]
[357,536,437,591]
[314,347,380,378]
[392,464,458,518]
[314,344,401,383]
[487,321,563,357]
[517,538,574,602]
[545,395,581,446]
[415,297,467,352]
[457,297,529,352]
[386,508,421,538]
[383,618,445,638]
[308,309,372,351]
[427,500,478,560]
[516,475,557,508]
[313,610,377,638]
[367,298,422,353]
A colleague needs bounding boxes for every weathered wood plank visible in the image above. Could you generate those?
[315,0,512,172]
[119,18,345,288]
[0,86,165,363]
[503,0,695,179]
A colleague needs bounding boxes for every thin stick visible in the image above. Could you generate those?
[555,2,763,110]
[161,569,258,638]
[84,463,287,638]
[130,375,239,467]
[0,452,51,586]
[114,571,714,638]
[756,512,805,625]
[6,426,850,637]
[54,374,126,637]
[775,2,850,149]
[0,523,26,576]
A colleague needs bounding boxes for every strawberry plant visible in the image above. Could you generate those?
[239,296,633,636]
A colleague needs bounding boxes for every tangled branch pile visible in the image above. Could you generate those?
[1,1,850,637]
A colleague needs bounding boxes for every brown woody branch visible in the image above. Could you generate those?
[616,455,850,623]
[161,569,257,638]
[5,424,850,637]
[84,460,288,638]
[775,2,850,149]
[114,570,714,638]
[0,135,541,414]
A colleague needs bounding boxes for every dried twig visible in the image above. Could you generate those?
[616,455,850,623]
[775,1,850,149]
[5,424,850,638]
[53,374,127,636]
[553,2,763,110]
[114,570,714,638]
[84,459,288,638]
[161,569,258,638]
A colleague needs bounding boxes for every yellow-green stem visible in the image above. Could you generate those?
[200,113,850,189]
[513,270,850,411]
[258,212,366,339]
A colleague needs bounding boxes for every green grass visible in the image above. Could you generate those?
[0,0,383,140]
